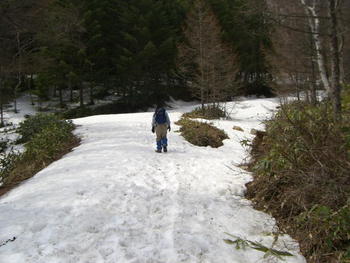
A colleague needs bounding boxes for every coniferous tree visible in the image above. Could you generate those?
[210,0,274,96]
[37,0,87,108]
[0,0,278,114]
[177,0,238,107]
[117,0,185,105]
[0,0,45,112]
[83,0,121,86]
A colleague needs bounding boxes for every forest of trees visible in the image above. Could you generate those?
[0,0,275,121]
[0,0,349,122]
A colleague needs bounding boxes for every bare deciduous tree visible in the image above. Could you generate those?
[0,0,48,113]
[300,0,332,95]
[177,0,238,108]
[267,0,346,120]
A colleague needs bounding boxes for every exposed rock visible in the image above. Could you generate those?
[233,126,244,132]
[250,128,266,136]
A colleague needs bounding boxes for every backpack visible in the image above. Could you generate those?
[155,108,167,124]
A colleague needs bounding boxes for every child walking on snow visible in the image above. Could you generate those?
[152,105,171,153]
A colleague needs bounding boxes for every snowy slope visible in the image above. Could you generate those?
[2,94,37,125]
[0,98,306,263]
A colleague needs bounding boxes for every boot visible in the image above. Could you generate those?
[163,146,167,152]
[155,148,162,153]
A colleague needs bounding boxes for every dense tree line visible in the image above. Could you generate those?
[1,0,348,120]
[0,0,275,121]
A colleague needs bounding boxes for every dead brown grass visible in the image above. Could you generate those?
[182,105,227,120]
[176,117,228,148]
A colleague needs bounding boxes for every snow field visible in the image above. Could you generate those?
[1,94,37,126]
[0,98,306,263]
[0,95,39,155]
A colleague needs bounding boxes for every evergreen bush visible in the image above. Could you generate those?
[0,114,78,196]
[62,107,93,119]
[17,113,73,143]
[62,97,153,119]
[0,151,20,186]
[0,140,8,153]
[24,121,75,163]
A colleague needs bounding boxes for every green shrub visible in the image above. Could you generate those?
[183,105,227,120]
[176,117,228,148]
[0,114,78,195]
[0,151,21,185]
[24,121,75,163]
[246,101,350,263]
[297,204,350,261]
[0,140,8,153]
[17,113,73,143]
[62,97,153,119]
[61,106,93,119]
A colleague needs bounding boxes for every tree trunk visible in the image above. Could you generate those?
[310,58,317,105]
[329,0,342,121]
[69,78,73,102]
[59,85,64,109]
[0,80,3,127]
[199,4,205,110]
[295,74,300,101]
[339,34,345,84]
[29,74,35,105]
[14,30,22,114]
[300,0,331,95]
[0,102,3,127]
[13,80,21,114]
[89,83,94,105]
[79,84,84,107]
[337,6,345,84]
[53,85,57,97]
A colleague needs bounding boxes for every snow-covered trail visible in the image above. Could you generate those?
[0,99,305,263]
